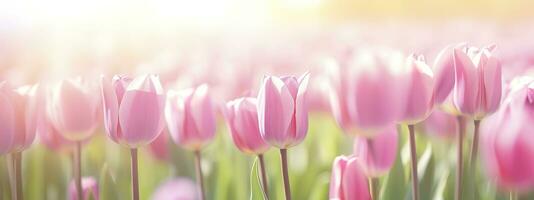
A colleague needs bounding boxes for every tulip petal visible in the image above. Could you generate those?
[100,76,120,143]
[453,48,479,115]
[0,91,15,154]
[189,84,216,145]
[294,72,310,143]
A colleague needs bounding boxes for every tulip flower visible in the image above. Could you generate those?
[257,73,309,200]
[101,74,166,200]
[223,97,270,196]
[151,178,198,200]
[148,130,170,162]
[480,76,534,191]
[0,82,42,200]
[353,126,398,177]
[327,49,406,136]
[165,84,216,200]
[68,177,99,200]
[433,45,456,104]
[422,110,459,140]
[329,155,371,200]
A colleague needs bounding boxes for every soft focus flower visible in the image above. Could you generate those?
[0,83,41,154]
[453,45,502,119]
[353,126,398,177]
[422,110,459,139]
[329,155,371,200]
[165,84,216,150]
[148,130,170,161]
[257,73,310,149]
[101,75,166,148]
[151,178,198,200]
[68,177,99,200]
[328,49,406,135]
[433,45,456,104]
[223,97,270,155]
[480,76,534,190]
[38,116,75,152]
[47,78,101,141]
[399,54,435,124]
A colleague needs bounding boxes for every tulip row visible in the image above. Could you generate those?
[3,42,531,200]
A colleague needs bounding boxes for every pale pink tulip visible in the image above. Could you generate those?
[148,130,170,161]
[223,97,270,155]
[0,82,41,154]
[480,76,534,190]
[422,110,459,139]
[257,73,310,149]
[353,126,398,177]
[453,45,502,119]
[329,155,371,200]
[101,74,166,147]
[68,177,99,200]
[399,54,435,124]
[151,178,198,200]
[328,49,406,135]
[47,78,101,141]
[165,84,216,150]
[433,45,456,104]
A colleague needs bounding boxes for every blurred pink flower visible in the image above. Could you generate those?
[432,45,456,104]
[422,110,459,139]
[68,177,99,200]
[257,73,310,149]
[223,97,270,155]
[148,130,170,161]
[101,75,166,148]
[47,78,101,141]
[329,155,371,200]
[353,126,398,177]
[0,83,41,154]
[151,178,198,200]
[453,44,502,119]
[165,84,216,150]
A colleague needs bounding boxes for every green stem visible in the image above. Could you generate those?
[258,154,269,200]
[74,141,83,200]
[369,177,379,200]
[194,150,206,200]
[408,124,419,200]
[130,148,139,200]
[456,116,465,200]
[280,149,292,200]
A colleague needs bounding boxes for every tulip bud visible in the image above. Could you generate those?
[453,45,502,119]
[165,84,216,150]
[329,155,371,200]
[257,73,310,149]
[47,78,100,141]
[399,54,435,124]
[101,75,166,148]
[68,177,99,200]
[223,97,270,155]
[151,178,198,200]
[353,126,398,177]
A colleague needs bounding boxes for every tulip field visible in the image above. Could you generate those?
[2,1,534,200]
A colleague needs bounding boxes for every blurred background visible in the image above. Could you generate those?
[1,0,534,199]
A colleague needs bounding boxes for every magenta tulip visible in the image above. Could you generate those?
[151,178,198,200]
[453,45,502,119]
[47,78,100,141]
[257,73,310,148]
[165,84,216,151]
[328,49,406,135]
[353,126,398,177]
[329,155,371,200]
[101,74,166,147]
[480,76,534,190]
[223,97,269,155]
[68,177,99,200]
[399,54,435,124]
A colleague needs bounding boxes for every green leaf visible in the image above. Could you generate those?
[99,163,119,200]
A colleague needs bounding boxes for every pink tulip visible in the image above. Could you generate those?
[329,155,371,200]
[165,84,216,150]
[422,110,459,139]
[453,45,502,119]
[38,116,75,151]
[433,45,456,104]
[328,49,406,135]
[151,178,198,200]
[257,73,310,148]
[353,126,398,177]
[68,177,99,200]
[148,130,170,161]
[0,82,41,154]
[101,74,166,148]
[223,97,270,155]
[480,76,534,190]
[399,54,435,124]
[47,78,101,141]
